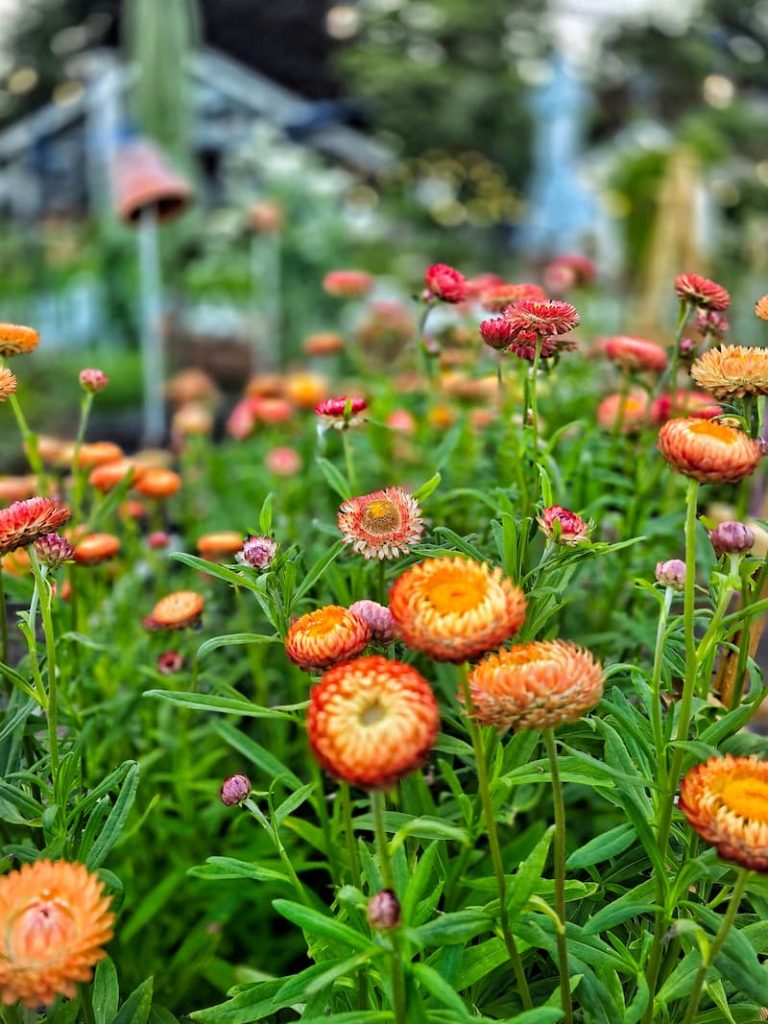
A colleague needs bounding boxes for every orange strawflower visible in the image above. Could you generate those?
[389,557,526,663]
[196,532,243,559]
[165,368,218,407]
[680,755,768,871]
[285,372,330,409]
[0,498,70,556]
[596,390,651,434]
[0,323,39,358]
[755,295,768,322]
[0,476,37,505]
[73,533,121,566]
[603,335,668,372]
[74,442,123,469]
[0,368,17,402]
[658,417,762,484]
[303,332,345,357]
[146,591,205,630]
[307,655,439,788]
[467,641,604,730]
[1,549,32,576]
[0,859,114,1008]
[285,605,371,671]
[135,467,182,499]
[338,487,424,560]
[691,345,768,399]
[88,460,141,493]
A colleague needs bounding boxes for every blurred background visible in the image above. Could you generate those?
[0,0,767,442]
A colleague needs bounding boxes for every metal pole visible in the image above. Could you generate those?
[138,205,165,445]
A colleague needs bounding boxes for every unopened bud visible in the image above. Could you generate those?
[349,600,396,643]
[655,559,686,589]
[236,535,278,569]
[709,520,754,557]
[34,532,75,569]
[220,774,252,807]
[79,368,109,393]
[367,889,401,930]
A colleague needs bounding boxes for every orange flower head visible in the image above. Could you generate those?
[74,442,123,469]
[172,402,214,438]
[303,332,345,357]
[307,655,439,788]
[0,323,39,358]
[603,335,668,372]
[88,460,141,493]
[146,591,205,630]
[73,533,121,566]
[596,389,651,434]
[1,549,32,577]
[0,476,37,505]
[135,467,182,499]
[755,295,768,322]
[284,372,330,409]
[285,605,371,671]
[389,557,527,663]
[323,269,374,298]
[691,345,768,400]
[0,498,71,556]
[680,755,768,871]
[196,531,244,560]
[0,859,114,1008]
[0,368,17,402]
[338,487,424,560]
[165,369,218,407]
[467,640,604,731]
[658,417,762,484]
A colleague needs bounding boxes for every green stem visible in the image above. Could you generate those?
[370,789,407,1024]
[28,547,60,785]
[243,797,307,904]
[342,431,359,494]
[7,392,45,487]
[729,574,754,709]
[650,587,674,800]
[340,782,362,886]
[0,568,7,669]
[71,392,95,520]
[459,668,533,1009]
[681,870,750,1024]
[543,728,573,1024]
[529,334,544,461]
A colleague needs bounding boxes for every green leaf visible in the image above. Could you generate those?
[196,633,280,661]
[291,540,345,607]
[409,909,490,947]
[272,899,373,951]
[143,690,295,720]
[93,957,120,1024]
[413,472,441,502]
[86,762,140,868]
[212,720,302,788]
[316,457,352,500]
[411,962,467,1013]
[121,872,187,943]
[566,823,637,870]
[508,826,555,919]
[188,857,289,884]
[258,493,274,534]
[274,782,315,826]
[504,1012,563,1024]
[112,978,153,1024]
[171,552,246,588]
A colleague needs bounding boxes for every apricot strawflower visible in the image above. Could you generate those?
[596,390,651,433]
[603,335,668,372]
[680,755,768,871]
[307,655,439,788]
[0,367,17,402]
[467,640,604,731]
[323,269,374,298]
[88,460,141,493]
[691,345,768,400]
[0,859,114,1008]
[0,323,39,357]
[675,272,730,311]
[0,498,70,556]
[303,331,345,357]
[658,418,762,484]
[74,442,123,469]
[755,295,768,322]
[0,476,37,504]
[73,533,121,566]
[389,556,526,663]
[285,605,371,671]
[479,281,547,312]
[135,467,182,499]
[338,487,423,560]
[146,591,205,630]
[197,532,244,560]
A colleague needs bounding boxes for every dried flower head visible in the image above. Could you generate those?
[196,532,244,560]
[338,487,423,560]
[424,264,468,303]
[307,655,439,787]
[675,272,730,311]
[596,390,651,434]
[34,533,75,569]
[236,535,278,569]
[679,755,768,871]
[0,368,17,402]
[315,396,367,430]
[691,345,768,400]
[655,559,686,589]
[389,557,526,663]
[657,418,762,484]
[537,505,591,545]
[73,533,121,566]
[709,521,755,557]
[79,368,109,393]
[0,323,39,358]
[323,270,374,298]
[146,591,205,630]
[219,774,252,806]
[285,605,371,671]
[467,640,604,731]
[348,600,396,643]
[503,299,580,338]
[603,335,668,373]
[0,859,114,1007]
[0,498,70,556]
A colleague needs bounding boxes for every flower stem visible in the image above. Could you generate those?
[681,870,750,1024]
[543,728,573,1024]
[71,392,95,520]
[28,546,60,785]
[370,789,407,1024]
[342,431,358,494]
[0,568,7,669]
[665,301,689,416]
[459,667,532,1009]
[340,782,362,886]
[7,392,45,488]
[529,334,544,459]
[650,587,674,800]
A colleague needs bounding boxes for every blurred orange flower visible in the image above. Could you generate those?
[285,605,371,671]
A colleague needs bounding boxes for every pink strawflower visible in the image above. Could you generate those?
[79,368,109,394]
[536,505,591,546]
[236,535,278,569]
[424,264,468,304]
[480,318,514,351]
[220,774,252,806]
[503,299,580,338]
[695,309,729,338]
[0,498,71,556]
[265,446,303,476]
[386,409,416,433]
[147,531,170,550]
[323,270,374,298]
[603,336,668,373]
[348,600,396,643]
[315,396,367,430]
[338,487,424,560]
[675,272,730,311]
[507,334,577,362]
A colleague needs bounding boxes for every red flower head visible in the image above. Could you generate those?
[675,272,730,311]
[507,334,577,362]
[537,505,591,546]
[424,264,468,304]
[603,335,668,373]
[503,299,580,338]
[315,396,368,430]
[480,318,514,351]
[0,498,71,556]
[338,487,424,560]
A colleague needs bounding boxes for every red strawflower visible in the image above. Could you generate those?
[0,498,71,556]
[503,299,580,337]
[424,264,468,304]
[675,272,730,311]
[536,505,591,545]
[479,318,514,351]
[315,396,368,429]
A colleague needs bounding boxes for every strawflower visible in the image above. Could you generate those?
[389,556,526,663]
[709,521,754,557]
[424,264,468,303]
[34,533,75,569]
[79,368,109,393]
[197,532,244,560]
[0,498,70,556]
[657,418,762,484]
[220,774,252,806]
[315,396,367,430]
[537,505,591,545]
[651,390,721,424]
[146,591,205,630]
[479,282,547,312]
[285,605,371,671]
[503,299,579,338]
[0,323,39,357]
[675,272,730,311]
[0,367,17,401]
[73,533,121,566]
[349,600,396,643]
[596,390,651,434]
[236,535,278,569]
[691,345,768,399]
[603,335,668,372]
[323,269,374,298]
[307,655,439,787]
[338,487,423,560]
[655,559,686,589]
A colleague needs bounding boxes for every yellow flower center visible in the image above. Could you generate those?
[689,421,738,444]
[306,607,348,637]
[361,498,401,535]
[424,570,487,614]
[721,776,768,823]
[360,700,388,727]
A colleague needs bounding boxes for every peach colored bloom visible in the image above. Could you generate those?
[0,368,17,402]
[323,269,374,298]
[658,418,762,484]
[146,591,205,630]
[0,498,70,556]
[680,755,768,871]
[338,487,424,560]
[197,532,243,560]
[265,446,303,476]
[284,372,329,409]
[755,295,768,322]
[73,442,123,469]
[165,368,218,407]
[0,859,114,1008]
[307,655,439,788]
[135,468,182,499]
[691,345,768,400]
[247,200,283,234]
[88,460,142,493]
[303,331,345,357]
[596,390,651,434]
[0,476,37,504]
[467,641,604,730]
[603,335,668,372]
[285,605,371,671]
[0,323,39,357]
[73,533,121,566]
[389,557,526,663]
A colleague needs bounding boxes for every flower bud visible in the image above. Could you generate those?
[79,368,109,393]
[236,535,278,569]
[34,532,75,569]
[367,889,401,930]
[536,505,591,546]
[156,651,185,675]
[709,520,754,557]
[655,559,686,589]
[349,600,396,643]
[220,774,252,807]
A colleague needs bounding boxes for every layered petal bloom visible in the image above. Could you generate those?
[424,264,468,303]
[0,368,17,402]
[0,859,114,1008]
[691,345,768,400]
[479,282,547,312]
[236,535,278,569]
[0,323,39,358]
[389,557,526,663]
[537,505,591,545]
[603,335,668,372]
[348,600,396,643]
[503,299,580,338]
[146,591,205,630]
[680,755,768,871]
[88,460,142,493]
[34,533,75,569]
[307,655,439,787]
[285,605,371,671]
[675,272,730,311]
[338,487,423,560]
[135,468,182,499]
[79,368,109,393]
[315,396,367,430]
[467,641,604,731]
[657,418,762,484]
[0,498,71,556]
